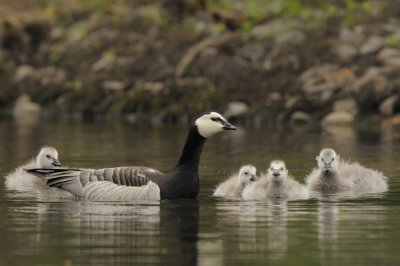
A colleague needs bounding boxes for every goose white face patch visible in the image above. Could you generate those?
[316,148,339,173]
[268,160,288,182]
[37,147,59,168]
[195,112,227,138]
[238,165,257,185]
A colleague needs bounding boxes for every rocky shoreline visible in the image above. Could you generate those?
[1,1,400,128]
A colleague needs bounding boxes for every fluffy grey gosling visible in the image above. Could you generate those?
[306,148,353,193]
[213,165,257,198]
[265,160,308,200]
[5,146,62,191]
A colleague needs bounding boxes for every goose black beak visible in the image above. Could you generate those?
[250,175,257,182]
[272,173,280,177]
[222,121,236,130]
[52,159,61,167]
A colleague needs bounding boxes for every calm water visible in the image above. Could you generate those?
[0,118,400,266]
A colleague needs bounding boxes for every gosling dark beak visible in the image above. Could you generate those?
[222,121,236,130]
[324,169,330,174]
[250,175,257,182]
[272,173,280,177]
[52,158,61,167]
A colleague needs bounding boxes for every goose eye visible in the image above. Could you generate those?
[280,168,283,171]
[244,172,248,175]
[332,158,335,161]
[321,158,325,162]
[46,155,51,158]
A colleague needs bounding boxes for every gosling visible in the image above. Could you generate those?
[213,165,257,198]
[5,146,62,191]
[305,148,352,193]
[264,160,308,200]
[242,160,308,201]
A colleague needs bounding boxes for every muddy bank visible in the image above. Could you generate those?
[1,1,400,127]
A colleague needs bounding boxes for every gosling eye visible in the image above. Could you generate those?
[321,158,325,162]
[46,155,51,159]
[280,168,283,171]
[332,158,335,161]
[244,172,248,175]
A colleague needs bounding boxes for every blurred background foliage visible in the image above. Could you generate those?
[0,0,399,126]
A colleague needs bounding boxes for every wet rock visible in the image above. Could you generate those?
[223,101,249,119]
[322,111,354,126]
[13,94,40,118]
[289,111,312,125]
[333,98,357,114]
[379,95,400,116]
[360,35,385,54]
[377,48,400,67]
[102,80,127,92]
[13,65,35,82]
[350,68,393,112]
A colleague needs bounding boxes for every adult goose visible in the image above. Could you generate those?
[26,112,236,200]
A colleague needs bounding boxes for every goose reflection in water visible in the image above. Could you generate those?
[209,200,289,263]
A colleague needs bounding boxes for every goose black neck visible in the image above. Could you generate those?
[175,125,206,171]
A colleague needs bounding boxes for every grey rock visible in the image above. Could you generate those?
[360,35,385,54]
[289,111,311,125]
[322,111,354,126]
[333,98,357,114]
[13,94,40,118]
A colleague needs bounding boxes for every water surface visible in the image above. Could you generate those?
[0,118,399,265]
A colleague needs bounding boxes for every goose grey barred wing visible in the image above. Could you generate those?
[90,166,163,187]
[83,180,160,201]
[25,166,163,197]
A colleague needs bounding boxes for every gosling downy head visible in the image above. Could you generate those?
[268,160,288,182]
[195,112,236,138]
[237,165,257,185]
[36,147,61,168]
[316,148,340,175]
